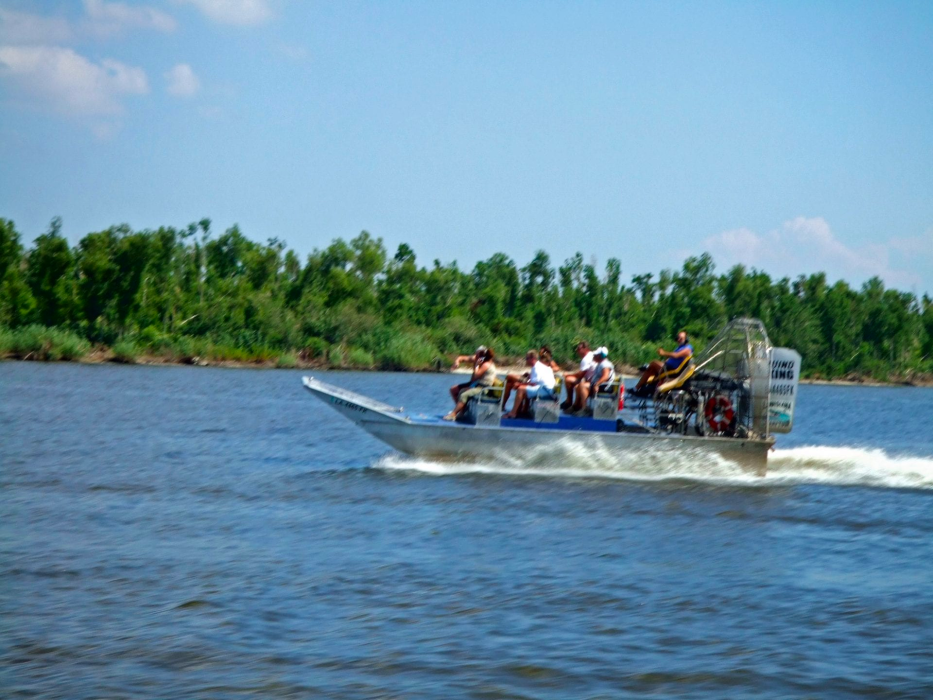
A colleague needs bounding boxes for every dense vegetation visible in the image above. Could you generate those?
[1,217,931,381]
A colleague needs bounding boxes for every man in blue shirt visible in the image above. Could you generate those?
[634,331,693,394]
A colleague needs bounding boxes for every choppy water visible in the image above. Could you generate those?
[2,363,932,699]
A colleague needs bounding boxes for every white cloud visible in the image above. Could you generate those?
[179,0,273,26]
[165,63,200,96]
[0,45,148,116]
[0,8,73,45]
[0,3,175,44]
[83,0,177,37]
[700,216,926,291]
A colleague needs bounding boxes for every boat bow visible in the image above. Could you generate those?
[302,376,409,426]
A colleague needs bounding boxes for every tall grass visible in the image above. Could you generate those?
[0,326,13,357]
[111,339,140,364]
[275,352,299,369]
[0,325,90,361]
[346,347,375,369]
[0,324,471,372]
[324,345,344,367]
[377,331,440,371]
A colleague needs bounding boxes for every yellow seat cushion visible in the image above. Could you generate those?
[657,354,692,382]
[657,365,696,394]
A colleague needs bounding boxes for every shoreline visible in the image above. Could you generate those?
[3,354,931,387]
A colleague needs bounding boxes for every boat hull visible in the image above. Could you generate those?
[303,377,773,475]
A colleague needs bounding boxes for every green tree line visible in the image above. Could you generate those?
[1,216,931,379]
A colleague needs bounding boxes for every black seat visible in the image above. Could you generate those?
[630,384,654,399]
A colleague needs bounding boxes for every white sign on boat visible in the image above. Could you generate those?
[769,347,801,434]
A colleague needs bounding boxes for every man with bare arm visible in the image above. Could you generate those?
[561,341,595,413]
[634,331,693,394]
[570,346,614,415]
[504,350,556,419]
[449,346,489,404]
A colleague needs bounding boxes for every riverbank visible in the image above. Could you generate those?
[799,376,933,388]
[0,348,634,376]
[3,351,932,387]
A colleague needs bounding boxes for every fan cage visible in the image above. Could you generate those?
[693,318,773,437]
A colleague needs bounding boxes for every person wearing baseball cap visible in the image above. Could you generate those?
[592,347,615,392]
[569,345,615,415]
[561,340,596,412]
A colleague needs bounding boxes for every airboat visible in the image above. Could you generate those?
[302,318,801,475]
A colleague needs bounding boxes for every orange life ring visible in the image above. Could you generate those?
[704,395,735,433]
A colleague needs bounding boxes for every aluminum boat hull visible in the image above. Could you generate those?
[302,377,773,475]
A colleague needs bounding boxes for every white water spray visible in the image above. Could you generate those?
[376,443,933,490]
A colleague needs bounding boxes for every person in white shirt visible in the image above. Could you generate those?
[570,346,615,414]
[561,341,595,412]
[503,350,556,419]
[502,345,562,410]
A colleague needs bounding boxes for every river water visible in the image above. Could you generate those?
[2,363,932,698]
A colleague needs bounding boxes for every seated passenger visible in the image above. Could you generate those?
[449,345,490,404]
[590,347,616,395]
[561,341,595,412]
[444,347,497,421]
[570,346,614,414]
[502,345,562,410]
[634,331,693,394]
[538,345,562,373]
[504,350,556,419]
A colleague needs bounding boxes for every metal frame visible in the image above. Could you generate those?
[630,318,774,440]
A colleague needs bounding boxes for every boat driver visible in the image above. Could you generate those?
[634,331,693,394]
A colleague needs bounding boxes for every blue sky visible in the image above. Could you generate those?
[1,0,931,294]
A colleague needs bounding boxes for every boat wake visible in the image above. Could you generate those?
[374,443,933,490]
[766,446,933,489]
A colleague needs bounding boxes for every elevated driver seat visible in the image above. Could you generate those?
[632,354,694,398]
